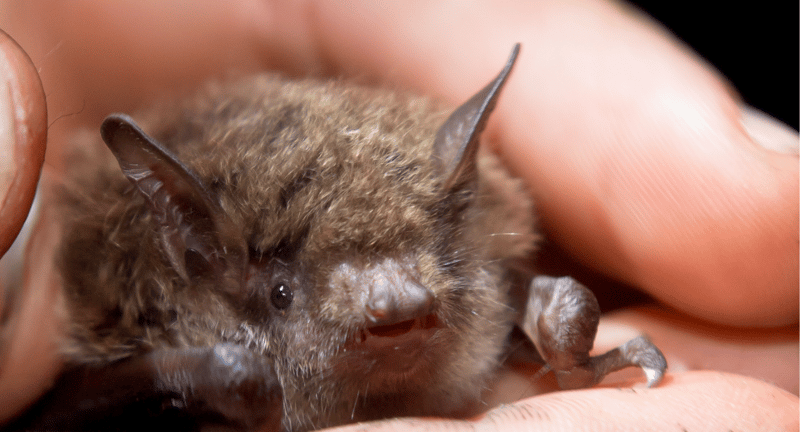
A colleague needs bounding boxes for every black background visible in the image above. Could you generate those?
[629,1,798,130]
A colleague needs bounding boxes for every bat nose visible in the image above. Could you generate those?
[358,259,434,326]
[366,277,434,326]
[329,257,436,327]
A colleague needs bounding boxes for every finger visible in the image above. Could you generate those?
[0,29,46,257]
[323,372,798,432]
[0,203,63,423]
[0,28,56,425]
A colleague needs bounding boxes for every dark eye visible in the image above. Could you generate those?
[270,283,294,310]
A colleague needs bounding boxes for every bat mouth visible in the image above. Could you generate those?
[349,313,442,349]
[344,314,444,381]
[364,313,439,339]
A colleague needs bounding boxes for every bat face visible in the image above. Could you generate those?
[56,48,535,431]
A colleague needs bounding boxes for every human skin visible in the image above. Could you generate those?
[0,1,797,430]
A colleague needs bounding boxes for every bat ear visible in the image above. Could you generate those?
[101,114,246,287]
[434,44,520,192]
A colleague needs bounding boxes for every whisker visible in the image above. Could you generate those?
[488,232,523,237]
[350,390,359,420]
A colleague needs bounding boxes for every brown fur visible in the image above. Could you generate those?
[56,75,537,431]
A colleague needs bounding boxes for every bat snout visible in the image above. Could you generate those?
[365,277,434,327]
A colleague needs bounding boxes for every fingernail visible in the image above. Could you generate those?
[740,105,799,155]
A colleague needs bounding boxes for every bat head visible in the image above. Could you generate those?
[62,45,534,431]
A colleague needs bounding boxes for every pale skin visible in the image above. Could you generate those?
[0,1,797,431]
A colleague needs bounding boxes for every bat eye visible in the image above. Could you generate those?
[270,283,294,310]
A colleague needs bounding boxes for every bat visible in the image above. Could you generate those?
[5,44,666,432]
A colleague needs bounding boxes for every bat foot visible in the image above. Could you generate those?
[521,276,667,390]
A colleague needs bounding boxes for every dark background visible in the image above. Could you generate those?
[629,1,798,130]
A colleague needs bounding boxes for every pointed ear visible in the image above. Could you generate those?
[434,44,520,191]
[101,114,245,286]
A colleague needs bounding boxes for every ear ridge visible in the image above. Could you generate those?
[101,114,217,215]
[101,114,244,285]
[434,44,520,191]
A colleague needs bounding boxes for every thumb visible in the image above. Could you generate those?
[0,29,55,424]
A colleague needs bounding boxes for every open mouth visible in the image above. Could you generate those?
[351,314,441,347]
[367,318,416,338]
[367,313,438,337]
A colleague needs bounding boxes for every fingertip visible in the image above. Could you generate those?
[670,105,799,327]
[0,29,47,257]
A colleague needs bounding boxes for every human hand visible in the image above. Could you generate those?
[0,0,796,429]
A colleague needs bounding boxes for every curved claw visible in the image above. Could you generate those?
[623,336,667,387]
[554,335,667,389]
[644,365,666,387]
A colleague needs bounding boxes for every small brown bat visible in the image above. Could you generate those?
[6,45,665,432]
